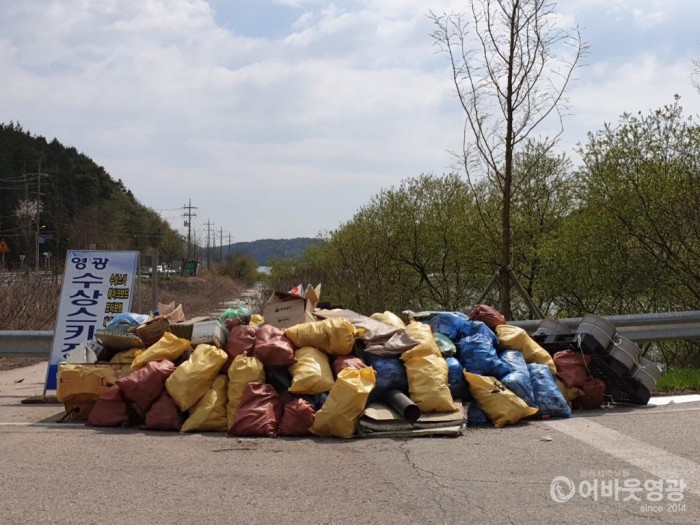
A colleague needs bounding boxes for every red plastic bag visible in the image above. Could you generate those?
[469,304,507,330]
[279,397,316,436]
[573,378,606,409]
[87,385,129,427]
[228,383,281,437]
[117,360,176,417]
[332,355,367,377]
[254,325,296,367]
[143,391,183,431]
[223,325,257,371]
[553,350,591,389]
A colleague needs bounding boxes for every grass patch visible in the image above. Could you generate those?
[655,368,700,392]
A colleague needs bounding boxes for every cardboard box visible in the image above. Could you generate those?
[169,316,212,340]
[190,320,228,348]
[262,284,321,329]
[57,363,133,420]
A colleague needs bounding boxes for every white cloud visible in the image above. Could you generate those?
[1,0,700,242]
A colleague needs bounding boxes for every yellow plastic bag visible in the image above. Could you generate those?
[249,314,265,328]
[181,375,229,433]
[288,347,335,395]
[165,344,227,411]
[556,378,584,403]
[131,332,190,370]
[310,367,376,438]
[226,355,265,429]
[402,321,441,360]
[496,324,557,375]
[369,311,406,328]
[464,371,538,427]
[402,346,455,413]
[285,318,355,355]
[109,348,142,364]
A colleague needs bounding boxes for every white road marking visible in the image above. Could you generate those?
[545,417,700,496]
[648,394,700,406]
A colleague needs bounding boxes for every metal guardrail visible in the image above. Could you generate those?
[1,310,700,357]
[0,331,53,357]
[511,310,700,343]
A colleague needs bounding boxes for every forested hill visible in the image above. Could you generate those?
[227,238,321,266]
[0,122,182,268]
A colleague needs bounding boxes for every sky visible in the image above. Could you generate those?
[1,0,699,243]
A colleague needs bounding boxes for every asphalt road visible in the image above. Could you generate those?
[1,363,698,525]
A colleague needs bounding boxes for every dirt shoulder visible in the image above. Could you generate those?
[0,357,46,371]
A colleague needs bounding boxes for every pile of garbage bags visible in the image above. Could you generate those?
[56,298,606,438]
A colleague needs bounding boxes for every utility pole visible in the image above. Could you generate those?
[219,227,224,263]
[227,232,232,257]
[182,199,197,260]
[32,157,45,271]
[204,219,214,269]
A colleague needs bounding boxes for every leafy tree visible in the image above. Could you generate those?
[576,99,700,308]
[221,253,259,287]
[430,0,587,318]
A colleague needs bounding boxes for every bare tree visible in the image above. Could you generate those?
[431,0,586,319]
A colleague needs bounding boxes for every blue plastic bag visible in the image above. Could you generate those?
[427,312,471,340]
[105,313,150,333]
[528,363,571,418]
[427,313,498,346]
[364,353,408,395]
[467,403,491,426]
[446,357,468,400]
[311,393,329,410]
[457,334,512,379]
[499,350,536,407]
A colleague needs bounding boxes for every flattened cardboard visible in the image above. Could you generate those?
[95,330,145,351]
[357,402,465,438]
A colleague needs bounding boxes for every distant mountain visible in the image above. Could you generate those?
[225,237,322,265]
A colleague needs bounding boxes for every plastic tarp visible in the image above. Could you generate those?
[315,309,417,356]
